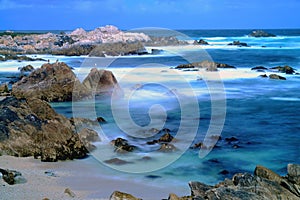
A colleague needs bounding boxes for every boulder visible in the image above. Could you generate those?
[269,74,286,80]
[109,191,141,200]
[12,62,88,102]
[228,40,248,47]
[249,30,276,37]
[82,68,124,98]
[0,97,95,161]
[0,83,9,94]
[111,138,136,153]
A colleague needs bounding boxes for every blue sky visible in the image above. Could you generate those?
[1,0,300,30]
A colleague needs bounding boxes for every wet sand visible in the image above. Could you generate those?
[0,155,184,200]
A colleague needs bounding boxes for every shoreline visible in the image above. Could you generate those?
[0,155,188,200]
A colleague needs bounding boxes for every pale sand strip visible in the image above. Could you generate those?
[0,155,186,200]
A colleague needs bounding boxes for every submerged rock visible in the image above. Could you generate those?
[269,74,286,80]
[251,66,268,70]
[104,158,132,165]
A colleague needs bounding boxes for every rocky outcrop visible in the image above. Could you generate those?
[249,30,276,37]
[82,68,124,98]
[12,62,88,102]
[228,40,248,47]
[176,60,236,71]
[0,97,99,161]
[0,25,151,55]
[193,39,209,45]
[269,74,286,80]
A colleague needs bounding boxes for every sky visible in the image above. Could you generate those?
[1,0,300,30]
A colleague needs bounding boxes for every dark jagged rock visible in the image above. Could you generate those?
[96,116,106,122]
[249,30,276,37]
[228,40,248,47]
[269,74,286,80]
[193,39,209,45]
[271,65,295,74]
[0,168,24,185]
[251,66,268,70]
[52,44,95,56]
[82,68,124,98]
[0,97,97,161]
[111,138,136,153]
[176,60,235,71]
[12,62,88,102]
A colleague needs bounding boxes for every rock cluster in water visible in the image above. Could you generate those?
[109,164,300,200]
[176,60,236,71]
[248,30,276,37]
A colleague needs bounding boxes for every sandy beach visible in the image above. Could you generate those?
[0,155,185,200]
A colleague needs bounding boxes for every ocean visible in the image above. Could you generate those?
[1,29,300,197]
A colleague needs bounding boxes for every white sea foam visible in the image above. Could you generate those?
[270,97,300,102]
